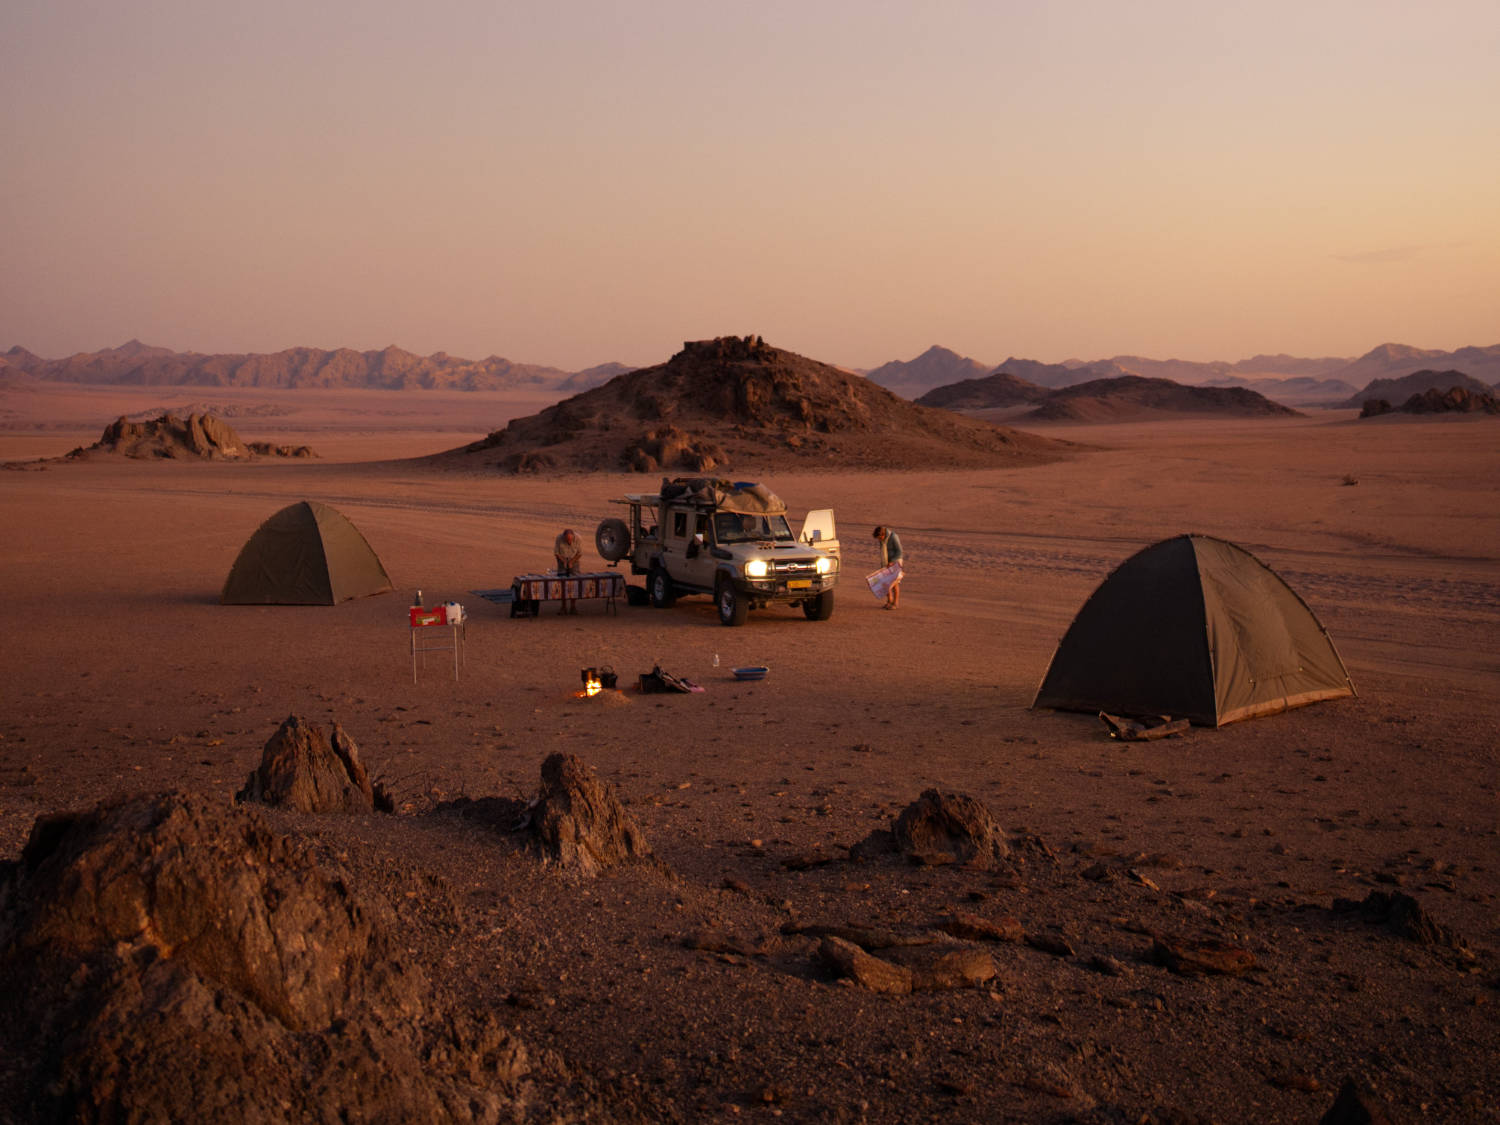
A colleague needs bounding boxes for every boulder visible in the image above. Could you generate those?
[938,911,1024,943]
[0,791,537,1122]
[1333,889,1473,958]
[818,935,913,994]
[237,714,393,814]
[527,753,655,876]
[852,789,1010,868]
[1148,936,1257,977]
[886,945,998,990]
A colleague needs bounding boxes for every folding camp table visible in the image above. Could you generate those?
[409,605,465,681]
[509,571,624,617]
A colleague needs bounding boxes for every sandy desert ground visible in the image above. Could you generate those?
[1,389,1498,1122]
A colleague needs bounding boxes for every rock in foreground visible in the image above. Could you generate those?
[0,791,545,1123]
[852,788,1011,869]
[528,752,657,876]
[237,713,393,814]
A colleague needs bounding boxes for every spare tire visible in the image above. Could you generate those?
[595,517,631,562]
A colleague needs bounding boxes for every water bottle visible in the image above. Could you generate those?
[414,589,423,607]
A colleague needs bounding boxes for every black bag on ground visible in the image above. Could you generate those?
[639,664,691,693]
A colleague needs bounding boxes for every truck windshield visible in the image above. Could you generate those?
[715,512,795,543]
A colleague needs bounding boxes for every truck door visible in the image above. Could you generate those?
[661,505,691,569]
[799,509,839,557]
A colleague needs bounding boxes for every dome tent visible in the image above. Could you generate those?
[1033,534,1354,727]
[221,501,392,605]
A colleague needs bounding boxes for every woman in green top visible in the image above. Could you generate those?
[873,526,903,610]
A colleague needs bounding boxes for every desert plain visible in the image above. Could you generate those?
[1,385,1498,1123]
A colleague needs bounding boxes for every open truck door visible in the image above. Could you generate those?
[799,509,838,555]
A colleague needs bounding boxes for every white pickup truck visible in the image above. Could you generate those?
[595,478,840,626]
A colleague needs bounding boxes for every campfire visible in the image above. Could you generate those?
[576,666,617,699]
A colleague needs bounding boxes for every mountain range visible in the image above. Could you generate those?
[865,343,1500,406]
[0,341,629,392]
[4,339,1498,406]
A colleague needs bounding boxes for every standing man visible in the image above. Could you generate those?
[554,528,583,615]
[873,525,903,610]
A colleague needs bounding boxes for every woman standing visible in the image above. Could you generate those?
[873,525,903,609]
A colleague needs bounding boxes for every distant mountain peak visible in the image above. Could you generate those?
[864,344,991,397]
[1361,342,1440,362]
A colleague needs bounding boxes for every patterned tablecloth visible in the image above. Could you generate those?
[512,571,625,602]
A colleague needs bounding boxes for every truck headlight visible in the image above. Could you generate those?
[745,559,768,578]
[815,556,832,575]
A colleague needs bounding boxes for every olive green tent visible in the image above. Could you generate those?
[1033,534,1354,727]
[221,500,393,605]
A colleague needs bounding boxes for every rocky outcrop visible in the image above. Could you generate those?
[1360,385,1500,417]
[621,424,726,473]
[0,791,541,1121]
[817,931,998,994]
[67,411,316,461]
[237,714,393,814]
[851,789,1011,869]
[247,440,316,456]
[527,753,656,876]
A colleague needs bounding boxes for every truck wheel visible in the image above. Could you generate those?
[802,589,835,620]
[717,577,748,626]
[650,565,677,608]
[595,518,631,563]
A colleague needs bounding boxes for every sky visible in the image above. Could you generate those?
[3,1,1497,372]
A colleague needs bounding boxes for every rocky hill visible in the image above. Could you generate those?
[1340,368,1497,409]
[992,358,1130,389]
[1018,375,1300,423]
[1,342,593,391]
[439,336,1072,474]
[915,371,1048,410]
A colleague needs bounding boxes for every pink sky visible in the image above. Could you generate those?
[2,1,1496,371]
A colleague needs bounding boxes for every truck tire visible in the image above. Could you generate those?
[650,565,677,608]
[802,589,835,620]
[717,576,748,626]
[595,518,631,563]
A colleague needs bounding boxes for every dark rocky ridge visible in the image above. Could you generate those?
[1019,375,1300,422]
[917,371,1049,410]
[1360,385,1500,417]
